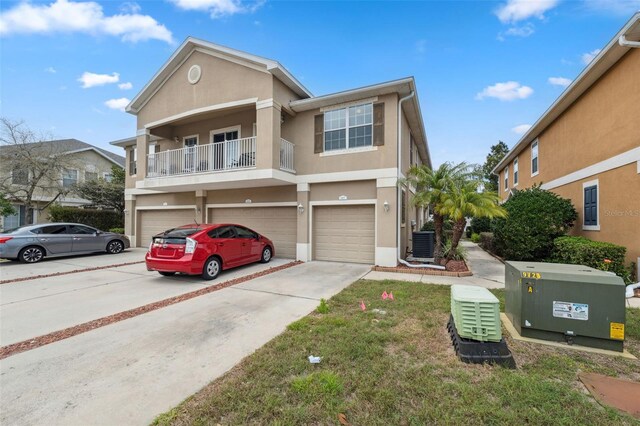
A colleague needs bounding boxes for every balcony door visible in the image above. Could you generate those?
[210,126,240,171]
[183,135,198,172]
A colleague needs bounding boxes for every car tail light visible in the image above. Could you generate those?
[185,237,197,254]
[0,237,13,244]
[148,241,153,252]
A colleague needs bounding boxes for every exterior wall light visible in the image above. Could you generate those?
[298,203,304,214]
[383,201,390,212]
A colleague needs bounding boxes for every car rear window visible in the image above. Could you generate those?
[153,227,201,244]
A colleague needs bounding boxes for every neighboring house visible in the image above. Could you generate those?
[110,37,431,266]
[493,13,640,272]
[0,139,125,229]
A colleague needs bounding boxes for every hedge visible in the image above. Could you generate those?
[479,232,495,254]
[48,205,123,231]
[550,236,629,280]
[470,216,493,234]
[109,228,125,234]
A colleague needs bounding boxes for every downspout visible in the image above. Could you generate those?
[397,91,414,263]
[619,35,640,48]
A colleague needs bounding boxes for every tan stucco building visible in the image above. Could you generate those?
[493,13,640,272]
[111,38,431,266]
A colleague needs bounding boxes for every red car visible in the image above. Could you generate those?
[145,224,274,280]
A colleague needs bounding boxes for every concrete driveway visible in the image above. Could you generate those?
[0,260,370,425]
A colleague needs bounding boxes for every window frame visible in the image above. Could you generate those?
[322,102,374,153]
[582,179,600,231]
[62,168,79,188]
[11,167,29,185]
[531,140,539,177]
[504,165,509,191]
[129,147,137,176]
[513,157,519,186]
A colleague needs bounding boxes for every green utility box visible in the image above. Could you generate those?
[505,261,626,352]
[451,285,501,342]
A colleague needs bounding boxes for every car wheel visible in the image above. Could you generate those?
[202,257,221,281]
[260,246,272,263]
[106,240,124,254]
[158,271,176,277]
[19,246,45,263]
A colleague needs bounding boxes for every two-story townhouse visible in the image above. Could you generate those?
[0,139,125,229]
[493,13,640,273]
[110,38,431,267]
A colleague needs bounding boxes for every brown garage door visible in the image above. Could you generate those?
[138,209,196,247]
[313,205,375,264]
[208,207,296,258]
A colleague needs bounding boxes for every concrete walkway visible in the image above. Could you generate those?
[365,241,505,289]
[0,261,370,426]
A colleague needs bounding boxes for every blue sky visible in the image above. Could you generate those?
[1,0,638,165]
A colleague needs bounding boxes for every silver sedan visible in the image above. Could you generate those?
[0,223,130,263]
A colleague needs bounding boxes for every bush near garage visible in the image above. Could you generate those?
[550,236,631,282]
[470,216,494,234]
[109,228,125,234]
[493,186,577,261]
[471,233,481,243]
[48,205,123,231]
[479,232,495,253]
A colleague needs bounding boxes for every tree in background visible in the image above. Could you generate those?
[0,118,74,224]
[74,165,125,215]
[481,141,509,192]
[0,193,16,217]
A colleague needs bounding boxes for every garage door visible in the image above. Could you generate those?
[208,207,296,258]
[138,209,196,246]
[313,205,375,264]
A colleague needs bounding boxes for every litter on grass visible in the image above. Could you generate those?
[360,300,366,311]
[372,309,387,315]
[382,291,388,300]
[308,355,321,364]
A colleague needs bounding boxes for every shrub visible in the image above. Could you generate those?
[493,186,577,261]
[471,233,481,243]
[465,226,472,238]
[443,239,466,261]
[470,216,493,234]
[48,205,123,231]
[550,236,629,281]
[109,227,125,234]
[479,232,495,253]
[421,220,435,231]
[317,298,330,314]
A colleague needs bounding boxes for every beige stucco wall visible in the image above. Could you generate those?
[309,181,376,201]
[135,192,196,207]
[136,50,273,126]
[206,186,296,204]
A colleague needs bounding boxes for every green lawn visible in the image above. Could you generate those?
[155,280,640,426]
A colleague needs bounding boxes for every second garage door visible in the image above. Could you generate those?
[313,205,375,264]
[208,207,297,258]
[138,209,197,246]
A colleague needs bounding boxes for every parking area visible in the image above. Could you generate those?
[0,257,370,425]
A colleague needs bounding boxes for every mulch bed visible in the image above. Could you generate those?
[0,260,147,285]
[0,261,302,360]
[373,260,473,277]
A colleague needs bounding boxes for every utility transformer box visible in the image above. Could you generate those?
[505,261,626,352]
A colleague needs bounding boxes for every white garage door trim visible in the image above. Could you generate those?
[309,199,377,264]
[136,206,197,247]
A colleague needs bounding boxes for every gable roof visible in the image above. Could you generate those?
[493,12,640,175]
[0,139,125,167]
[126,37,312,114]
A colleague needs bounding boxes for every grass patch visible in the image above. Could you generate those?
[154,280,640,425]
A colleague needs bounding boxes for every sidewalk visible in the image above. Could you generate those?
[364,241,505,289]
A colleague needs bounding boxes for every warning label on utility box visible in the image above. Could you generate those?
[610,322,624,340]
[552,301,589,321]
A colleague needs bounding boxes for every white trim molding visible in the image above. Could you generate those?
[319,146,378,157]
[542,147,640,190]
[205,202,297,209]
[297,183,310,192]
[531,139,539,177]
[375,246,397,267]
[136,128,150,137]
[376,177,397,188]
[582,179,600,231]
[256,98,281,110]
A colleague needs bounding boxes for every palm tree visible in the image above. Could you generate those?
[404,162,471,262]
[439,181,506,261]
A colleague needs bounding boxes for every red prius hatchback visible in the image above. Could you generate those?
[145,224,275,280]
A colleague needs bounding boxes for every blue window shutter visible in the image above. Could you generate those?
[584,186,597,226]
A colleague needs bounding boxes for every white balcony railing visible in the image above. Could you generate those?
[280,138,295,173]
[147,137,256,178]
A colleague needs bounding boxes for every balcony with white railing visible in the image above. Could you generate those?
[147,137,256,178]
[279,138,295,173]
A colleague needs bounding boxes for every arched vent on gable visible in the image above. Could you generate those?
[188,65,202,85]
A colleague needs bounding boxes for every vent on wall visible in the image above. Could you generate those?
[188,65,202,84]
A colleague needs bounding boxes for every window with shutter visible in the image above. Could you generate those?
[583,185,598,227]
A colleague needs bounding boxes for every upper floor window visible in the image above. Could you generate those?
[531,140,539,176]
[324,103,373,151]
[513,157,519,186]
[129,147,137,176]
[103,173,113,182]
[410,134,414,165]
[12,167,28,185]
[62,169,78,188]
[504,166,509,191]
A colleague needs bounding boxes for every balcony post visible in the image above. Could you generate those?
[256,100,281,169]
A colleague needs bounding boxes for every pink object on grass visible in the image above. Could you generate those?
[381,291,388,300]
[360,300,366,311]
[389,292,394,300]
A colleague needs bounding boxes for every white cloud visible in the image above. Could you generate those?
[104,97,130,111]
[512,124,532,135]
[476,81,534,101]
[119,2,141,14]
[548,76,572,87]
[498,23,535,40]
[582,49,601,65]
[118,82,133,90]
[78,72,119,88]
[44,66,56,73]
[0,0,174,44]
[170,0,264,18]
[495,0,559,24]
